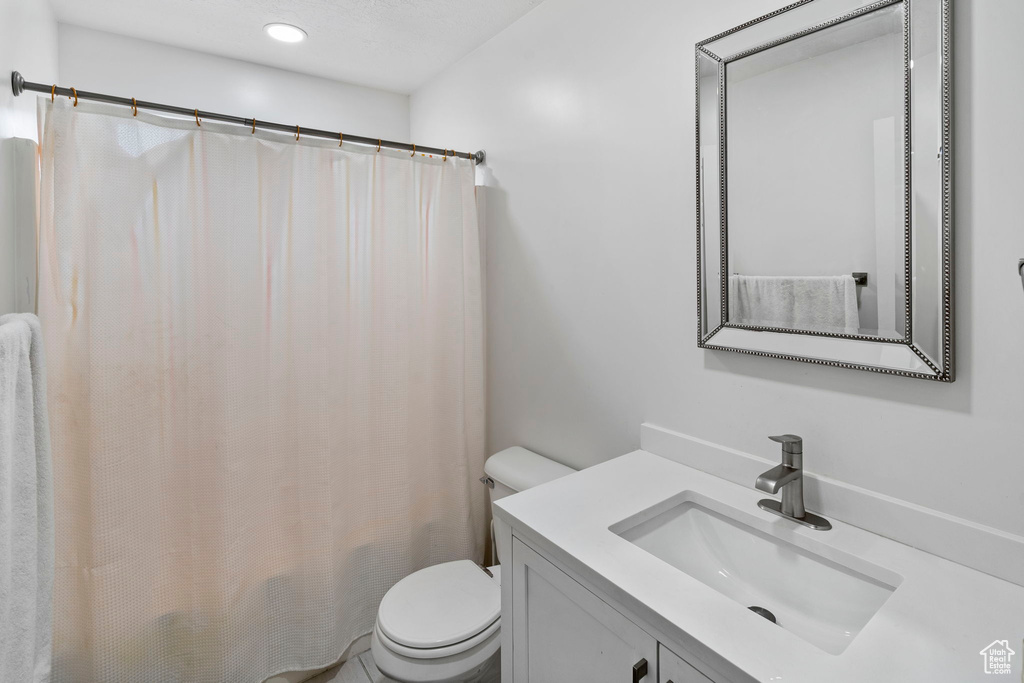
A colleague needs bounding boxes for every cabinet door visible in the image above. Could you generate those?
[511,537,657,683]
[658,644,713,683]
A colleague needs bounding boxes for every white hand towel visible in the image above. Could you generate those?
[729,275,860,334]
[0,313,54,683]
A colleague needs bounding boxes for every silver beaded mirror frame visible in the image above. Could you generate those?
[696,0,954,381]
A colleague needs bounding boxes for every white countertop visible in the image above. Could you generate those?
[494,450,1024,683]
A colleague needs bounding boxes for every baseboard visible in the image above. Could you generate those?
[640,422,1024,588]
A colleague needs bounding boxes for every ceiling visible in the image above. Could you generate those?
[49,0,543,94]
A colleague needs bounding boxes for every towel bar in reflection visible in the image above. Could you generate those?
[730,272,869,286]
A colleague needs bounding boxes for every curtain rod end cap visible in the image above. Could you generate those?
[11,71,24,96]
[474,150,486,165]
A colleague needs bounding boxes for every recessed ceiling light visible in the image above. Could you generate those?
[264,23,307,43]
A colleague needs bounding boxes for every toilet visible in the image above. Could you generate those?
[371,447,574,683]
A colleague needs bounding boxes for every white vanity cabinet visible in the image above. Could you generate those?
[509,537,715,683]
[510,538,657,682]
[498,450,1024,683]
[658,645,713,683]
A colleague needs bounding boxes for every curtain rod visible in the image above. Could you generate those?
[11,71,485,164]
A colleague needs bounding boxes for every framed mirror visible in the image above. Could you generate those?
[696,0,953,381]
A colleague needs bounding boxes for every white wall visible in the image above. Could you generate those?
[0,0,58,314]
[0,0,57,141]
[411,0,1024,538]
[57,25,410,142]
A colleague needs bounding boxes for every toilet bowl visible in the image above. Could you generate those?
[370,561,501,683]
[371,447,574,683]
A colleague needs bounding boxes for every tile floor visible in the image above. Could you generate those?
[306,650,398,683]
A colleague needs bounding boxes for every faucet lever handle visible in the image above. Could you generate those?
[768,434,803,454]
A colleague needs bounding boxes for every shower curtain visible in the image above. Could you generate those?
[36,98,486,683]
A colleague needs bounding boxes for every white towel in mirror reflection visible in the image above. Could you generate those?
[729,275,860,335]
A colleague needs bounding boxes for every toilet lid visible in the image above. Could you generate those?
[378,560,500,649]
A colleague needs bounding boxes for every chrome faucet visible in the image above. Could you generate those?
[755,434,831,530]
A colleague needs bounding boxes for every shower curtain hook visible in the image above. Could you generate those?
[443,149,447,162]
[131,98,138,116]
[411,143,416,157]
[295,125,300,141]
[50,85,55,103]
[194,109,201,127]
[251,118,256,134]
[70,87,78,107]
[339,132,343,147]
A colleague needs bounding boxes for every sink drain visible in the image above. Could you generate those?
[748,606,777,624]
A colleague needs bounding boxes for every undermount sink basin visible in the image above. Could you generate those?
[611,492,901,655]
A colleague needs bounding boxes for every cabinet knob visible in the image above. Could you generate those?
[632,658,648,683]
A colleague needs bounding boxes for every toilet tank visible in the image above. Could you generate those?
[483,447,574,564]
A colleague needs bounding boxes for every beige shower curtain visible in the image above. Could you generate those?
[36,98,486,683]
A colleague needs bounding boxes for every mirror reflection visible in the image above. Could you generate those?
[725,5,905,338]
